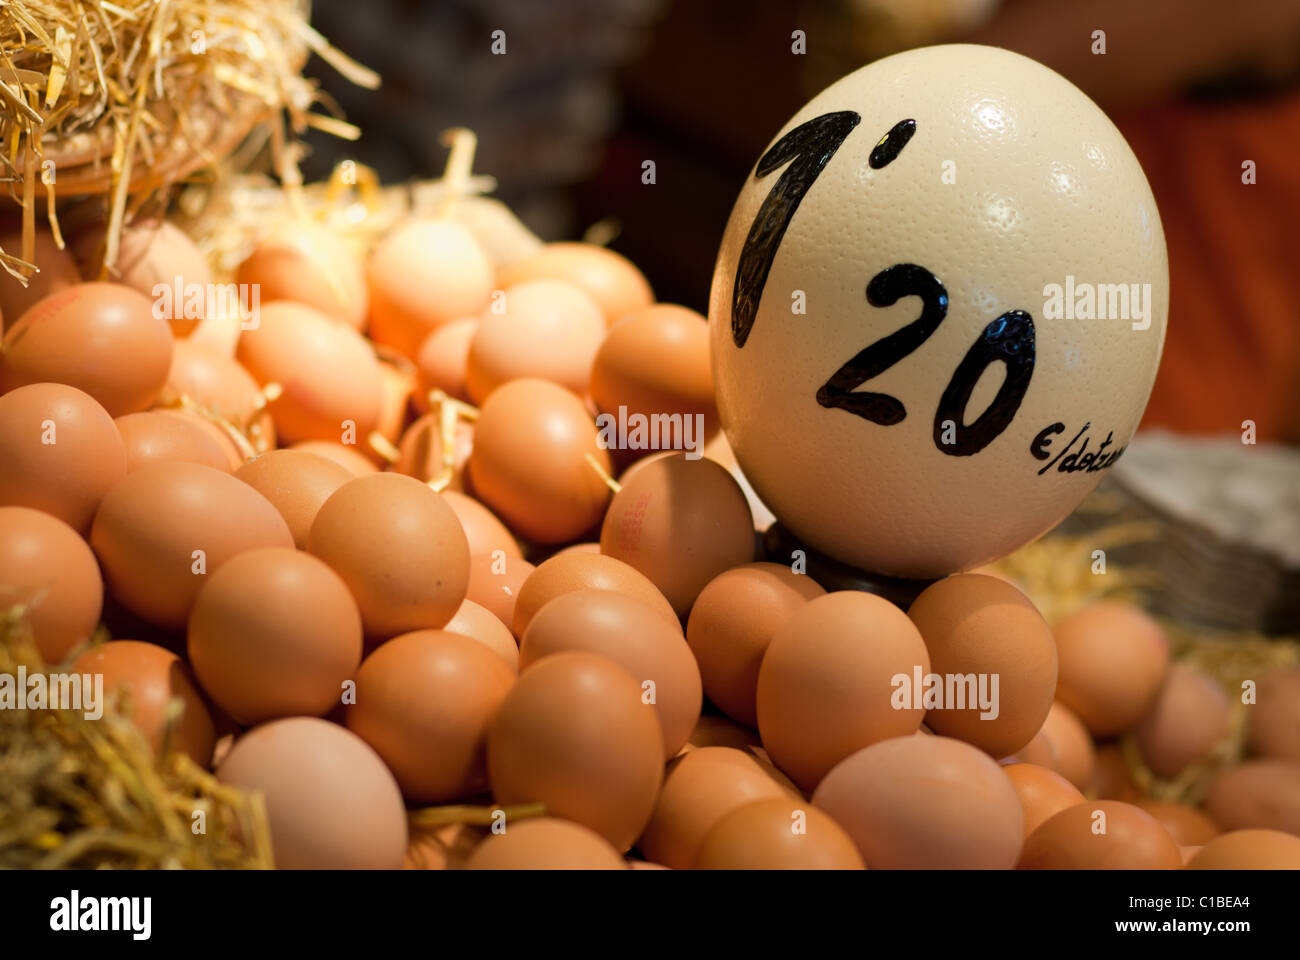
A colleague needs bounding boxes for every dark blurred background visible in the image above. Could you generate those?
[301,0,1300,443]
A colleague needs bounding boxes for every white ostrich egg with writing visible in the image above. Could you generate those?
[709,44,1168,578]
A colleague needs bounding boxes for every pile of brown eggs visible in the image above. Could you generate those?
[1,211,1298,871]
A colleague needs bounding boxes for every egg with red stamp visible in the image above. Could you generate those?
[2,283,173,416]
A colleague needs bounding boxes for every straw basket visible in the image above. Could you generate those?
[0,0,376,274]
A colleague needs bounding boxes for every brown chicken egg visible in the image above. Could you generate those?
[965,564,1026,591]
[520,588,702,757]
[1092,743,1145,803]
[512,551,678,638]
[466,553,534,634]
[684,714,763,754]
[758,591,930,791]
[0,383,127,530]
[188,547,363,725]
[72,640,215,765]
[391,411,473,488]
[465,280,606,403]
[368,219,493,358]
[1034,701,1098,791]
[236,301,382,445]
[497,242,653,325]
[165,340,275,448]
[2,283,172,416]
[469,378,611,543]
[1135,801,1221,847]
[442,489,520,558]
[0,506,103,663]
[466,818,627,870]
[115,410,233,473]
[1205,759,1300,835]
[0,226,80,329]
[812,736,1024,869]
[217,716,407,870]
[1135,664,1230,778]
[487,650,663,851]
[1246,669,1300,762]
[1010,729,1057,769]
[694,797,865,870]
[600,454,754,618]
[906,574,1057,758]
[288,440,379,476]
[415,317,477,406]
[237,221,368,329]
[1018,800,1181,869]
[75,220,212,336]
[445,598,519,672]
[234,449,354,549]
[590,303,717,442]
[686,732,798,798]
[307,473,469,640]
[1003,762,1085,836]
[168,411,244,471]
[1053,602,1170,736]
[686,563,825,729]
[1185,829,1300,869]
[90,461,292,631]
[347,630,515,803]
[638,746,796,869]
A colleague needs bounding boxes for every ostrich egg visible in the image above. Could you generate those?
[709,44,1168,578]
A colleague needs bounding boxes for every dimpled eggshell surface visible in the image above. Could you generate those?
[709,44,1168,577]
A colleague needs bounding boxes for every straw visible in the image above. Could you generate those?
[0,608,271,868]
[0,0,379,281]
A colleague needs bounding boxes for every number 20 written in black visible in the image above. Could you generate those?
[730,110,1037,457]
